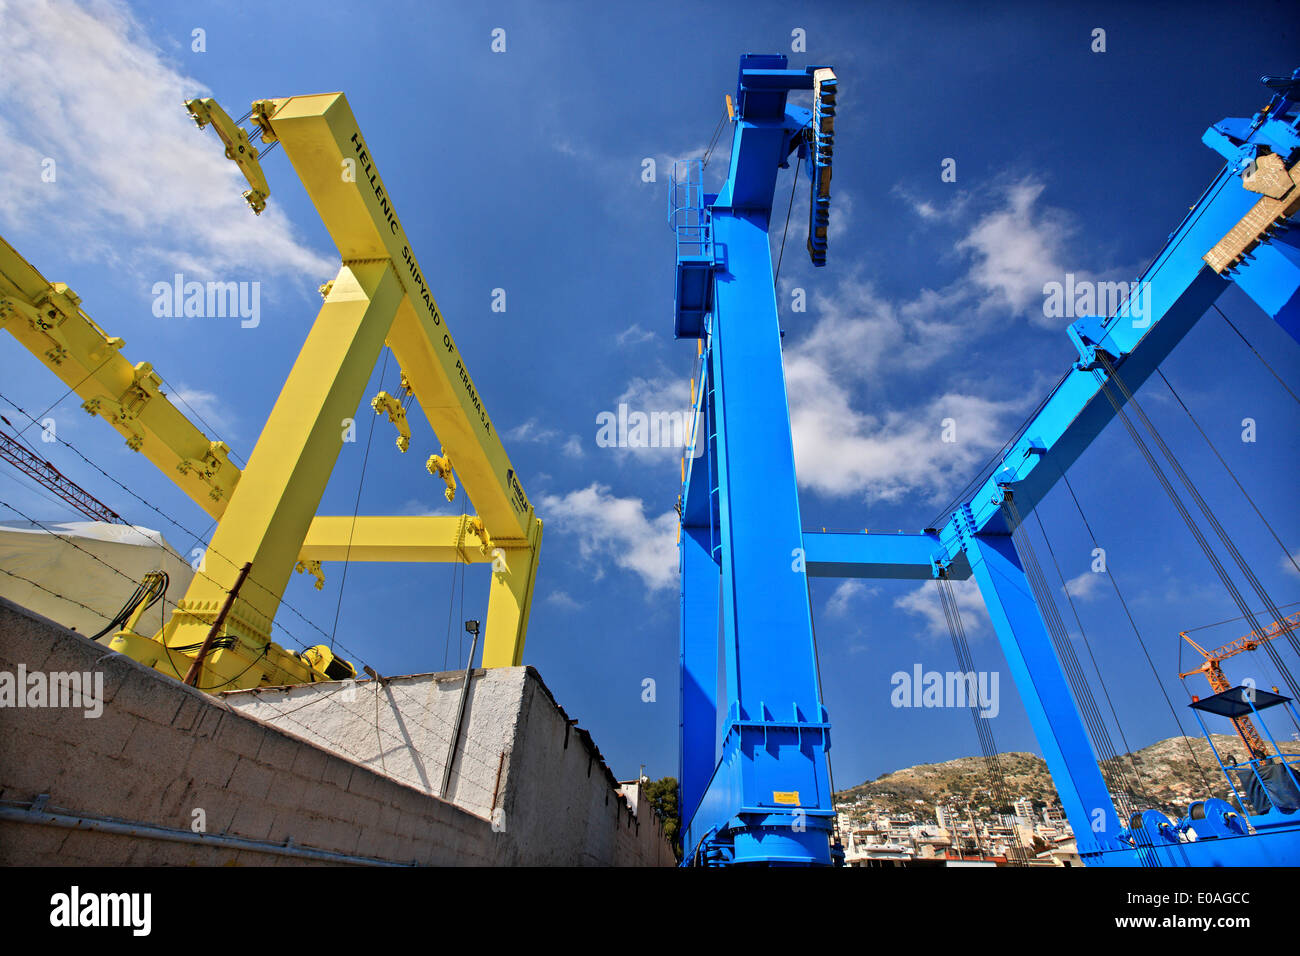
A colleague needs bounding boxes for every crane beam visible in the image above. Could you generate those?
[261,92,535,540]
[801,531,969,580]
[0,236,241,517]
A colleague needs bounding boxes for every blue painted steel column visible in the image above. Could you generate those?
[679,524,719,827]
[694,207,833,864]
[966,533,1124,858]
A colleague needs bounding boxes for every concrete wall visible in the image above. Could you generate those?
[222,667,676,867]
[0,597,673,866]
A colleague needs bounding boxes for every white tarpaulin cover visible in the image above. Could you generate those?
[0,520,194,637]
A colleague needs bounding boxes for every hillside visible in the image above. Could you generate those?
[834,734,1300,818]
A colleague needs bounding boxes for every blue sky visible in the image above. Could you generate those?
[1,0,1297,794]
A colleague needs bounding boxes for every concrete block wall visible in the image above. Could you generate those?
[222,668,525,821]
[504,673,677,866]
[0,597,672,865]
[223,667,677,866]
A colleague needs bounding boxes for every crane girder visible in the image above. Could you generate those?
[0,237,241,514]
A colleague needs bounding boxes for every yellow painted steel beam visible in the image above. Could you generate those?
[117,260,406,690]
[0,235,241,516]
[300,514,525,564]
[263,93,535,540]
[484,516,542,668]
[300,513,541,668]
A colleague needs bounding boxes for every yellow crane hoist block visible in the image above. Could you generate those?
[184,97,272,215]
[426,449,457,502]
[370,390,410,452]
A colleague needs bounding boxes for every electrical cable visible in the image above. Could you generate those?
[700,106,727,169]
[17,353,116,443]
[772,128,807,290]
[152,369,248,468]
[1213,302,1300,406]
[1032,508,1151,797]
[0,390,383,674]
[330,348,391,650]
[927,369,1071,531]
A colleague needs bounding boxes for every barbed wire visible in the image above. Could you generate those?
[0,389,387,673]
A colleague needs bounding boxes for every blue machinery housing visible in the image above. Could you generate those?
[671,56,1300,866]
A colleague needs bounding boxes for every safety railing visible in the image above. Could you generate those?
[670,158,712,262]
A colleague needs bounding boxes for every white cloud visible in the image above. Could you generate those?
[619,375,690,413]
[1283,552,1300,577]
[785,356,1020,504]
[506,418,560,443]
[892,182,971,223]
[913,199,939,220]
[0,0,334,281]
[653,145,708,182]
[170,385,237,439]
[829,189,852,244]
[895,577,989,637]
[1064,569,1106,601]
[610,176,1099,506]
[775,178,1100,504]
[892,177,1145,332]
[601,375,695,462]
[616,324,656,347]
[955,179,1073,322]
[786,276,967,386]
[538,483,677,593]
[545,590,583,609]
[506,417,583,458]
[826,579,875,617]
[397,498,454,517]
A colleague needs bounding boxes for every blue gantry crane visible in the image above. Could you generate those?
[671,56,1300,866]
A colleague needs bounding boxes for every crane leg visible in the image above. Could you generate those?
[115,261,404,689]
[965,534,1126,859]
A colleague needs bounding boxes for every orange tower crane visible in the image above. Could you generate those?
[1179,612,1300,759]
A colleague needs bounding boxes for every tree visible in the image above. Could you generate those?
[644,776,682,861]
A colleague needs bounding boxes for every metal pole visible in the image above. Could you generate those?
[441,620,480,799]
[1,801,412,866]
[183,561,252,687]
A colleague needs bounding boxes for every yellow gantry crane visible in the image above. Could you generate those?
[1179,612,1300,759]
[0,92,542,690]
